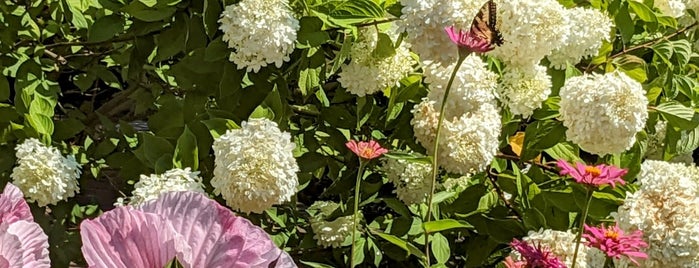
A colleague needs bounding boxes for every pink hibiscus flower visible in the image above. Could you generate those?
[583,224,648,266]
[346,140,388,160]
[557,159,627,188]
[80,190,296,268]
[0,183,50,267]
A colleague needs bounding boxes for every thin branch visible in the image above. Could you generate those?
[585,21,699,72]
[43,49,67,65]
[486,169,523,221]
[494,153,557,172]
[354,17,401,27]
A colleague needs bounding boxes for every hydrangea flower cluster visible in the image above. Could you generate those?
[613,160,699,267]
[382,157,433,205]
[412,55,501,175]
[121,168,206,206]
[514,228,606,267]
[308,201,356,248]
[489,0,569,67]
[497,64,552,117]
[10,138,82,207]
[546,7,613,69]
[218,0,299,72]
[212,118,300,213]
[338,28,416,96]
[396,0,486,64]
[642,0,686,18]
[559,71,648,155]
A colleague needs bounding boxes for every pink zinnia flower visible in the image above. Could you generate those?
[583,224,648,266]
[346,140,388,160]
[557,159,627,188]
[503,256,526,268]
[80,191,296,268]
[0,183,50,267]
[444,26,493,54]
[510,239,566,268]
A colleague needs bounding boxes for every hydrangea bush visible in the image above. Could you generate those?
[1,0,699,267]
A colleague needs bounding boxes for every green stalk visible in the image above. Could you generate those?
[571,189,594,268]
[350,161,367,268]
[423,54,466,266]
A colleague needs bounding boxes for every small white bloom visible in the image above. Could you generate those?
[308,201,358,248]
[559,71,648,155]
[338,28,417,96]
[219,0,299,72]
[127,168,205,206]
[516,229,606,268]
[646,0,686,18]
[490,0,569,67]
[10,138,81,207]
[212,118,299,213]
[614,160,699,267]
[382,157,432,205]
[498,64,552,117]
[547,7,613,69]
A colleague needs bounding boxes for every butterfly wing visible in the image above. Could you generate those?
[469,0,504,46]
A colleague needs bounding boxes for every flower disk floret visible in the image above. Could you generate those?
[212,118,300,213]
[218,0,299,72]
[10,138,82,207]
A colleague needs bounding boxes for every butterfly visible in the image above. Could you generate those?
[469,0,504,47]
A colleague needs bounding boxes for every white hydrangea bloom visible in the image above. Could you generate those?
[442,175,471,191]
[411,100,501,175]
[516,229,606,268]
[547,7,613,69]
[490,0,569,67]
[10,138,81,207]
[212,118,299,213]
[382,157,432,205]
[559,71,648,155]
[614,160,699,267]
[218,0,299,72]
[338,28,417,96]
[396,0,485,64]
[424,54,499,115]
[498,64,552,117]
[646,0,686,18]
[125,168,205,206]
[308,201,358,248]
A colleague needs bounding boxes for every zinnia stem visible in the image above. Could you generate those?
[351,161,367,268]
[423,54,466,265]
[572,189,594,268]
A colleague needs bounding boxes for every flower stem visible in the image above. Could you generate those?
[351,161,367,268]
[571,189,594,268]
[423,54,466,266]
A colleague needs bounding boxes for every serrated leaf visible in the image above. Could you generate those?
[655,101,699,130]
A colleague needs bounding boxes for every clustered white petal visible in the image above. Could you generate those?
[498,64,552,117]
[514,229,606,268]
[614,160,699,267]
[412,54,501,175]
[219,0,299,72]
[559,71,648,155]
[646,0,687,18]
[212,118,299,213]
[546,7,613,69]
[338,28,417,96]
[382,157,432,205]
[10,138,81,207]
[490,0,569,67]
[396,0,485,64]
[123,168,206,206]
[308,201,356,248]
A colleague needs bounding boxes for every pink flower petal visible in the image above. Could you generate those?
[0,224,23,267]
[80,207,177,268]
[139,191,295,267]
[0,183,33,224]
[5,221,50,268]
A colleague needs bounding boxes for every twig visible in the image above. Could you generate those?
[354,17,401,27]
[43,49,67,65]
[494,153,557,172]
[486,169,523,221]
[585,21,699,72]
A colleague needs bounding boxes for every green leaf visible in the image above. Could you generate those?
[431,233,450,264]
[667,125,699,155]
[615,4,634,43]
[423,219,473,233]
[371,32,396,59]
[352,237,366,266]
[297,17,331,48]
[203,0,222,37]
[122,2,177,22]
[522,120,566,161]
[628,1,657,22]
[27,114,54,137]
[672,39,692,66]
[655,101,699,130]
[371,230,426,260]
[173,125,199,170]
[299,261,335,268]
[613,55,647,82]
[88,15,125,42]
[133,133,175,168]
[202,118,239,139]
[139,0,157,7]
[0,75,9,101]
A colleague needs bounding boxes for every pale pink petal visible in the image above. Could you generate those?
[80,207,177,268]
[0,224,23,267]
[0,183,33,224]
[5,221,50,268]
[139,191,296,268]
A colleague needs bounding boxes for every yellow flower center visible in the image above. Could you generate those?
[360,148,375,158]
[605,230,619,240]
[585,166,601,177]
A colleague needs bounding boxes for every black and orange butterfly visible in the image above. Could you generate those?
[469,0,504,46]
